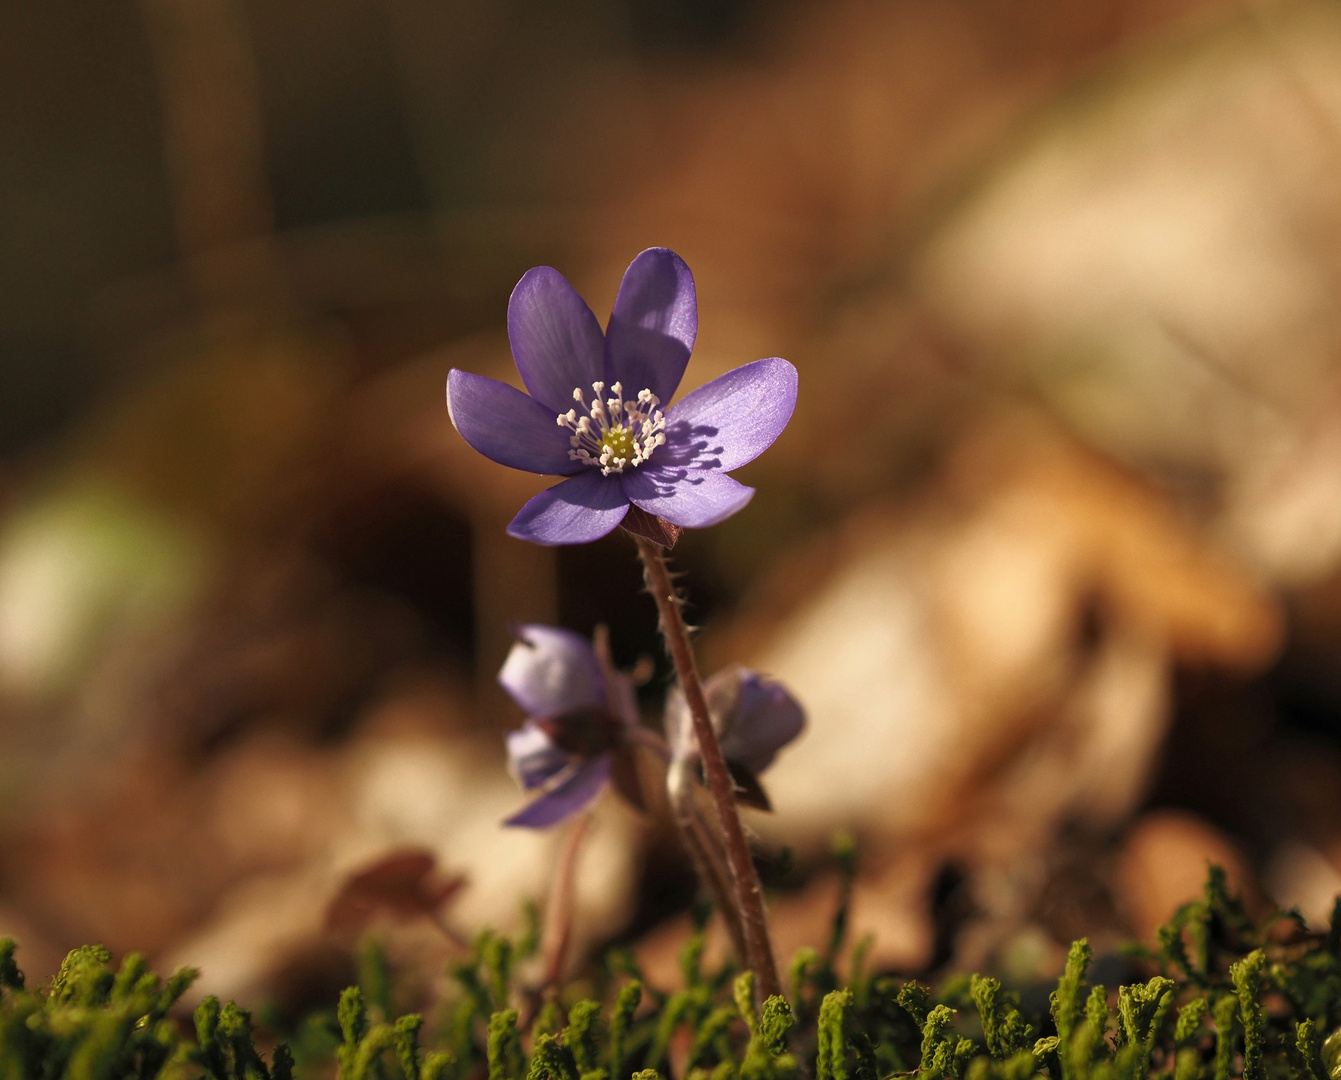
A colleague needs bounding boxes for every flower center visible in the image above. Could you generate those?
[556,381,666,476]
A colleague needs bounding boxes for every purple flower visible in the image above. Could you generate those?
[446,248,798,545]
[665,666,805,811]
[500,624,651,828]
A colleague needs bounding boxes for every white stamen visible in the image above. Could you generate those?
[556,380,667,476]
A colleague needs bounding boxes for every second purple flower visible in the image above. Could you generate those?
[500,624,646,828]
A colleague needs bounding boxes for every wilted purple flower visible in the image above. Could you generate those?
[500,624,651,828]
[447,248,798,545]
[665,666,805,811]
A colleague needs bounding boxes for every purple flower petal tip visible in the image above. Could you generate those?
[446,369,577,476]
[506,722,570,790]
[503,754,612,829]
[625,467,755,529]
[508,267,606,414]
[662,358,798,473]
[507,471,631,545]
[499,625,606,717]
[606,249,698,406]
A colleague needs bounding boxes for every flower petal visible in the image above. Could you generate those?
[507,471,631,545]
[447,369,578,475]
[499,626,606,717]
[714,668,806,775]
[605,248,697,406]
[508,266,607,413]
[503,754,611,828]
[623,466,754,528]
[506,721,572,789]
[661,358,798,472]
[664,666,804,777]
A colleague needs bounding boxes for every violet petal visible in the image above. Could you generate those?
[506,721,572,790]
[623,466,754,528]
[664,666,804,777]
[716,669,806,775]
[499,625,607,717]
[605,248,697,406]
[507,471,631,545]
[661,358,798,472]
[508,266,608,413]
[447,369,579,475]
[503,754,612,828]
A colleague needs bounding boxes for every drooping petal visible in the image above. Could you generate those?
[503,754,612,828]
[507,471,631,545]
[499,626,606,717]
[714,667,806,775]
[507,266,607,413]
[604,248,697,406]
[505,721,572,789]
[447,369,578,475]
[661,358,798,472]
[623,466,754,528]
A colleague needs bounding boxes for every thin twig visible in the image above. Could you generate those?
[541,812,591,992]
[427,910,472,951]
[634,536,780,1000]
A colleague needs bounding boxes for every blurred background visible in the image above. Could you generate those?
[4,0,1341,1013]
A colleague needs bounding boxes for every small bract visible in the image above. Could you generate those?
[447,248,798,544]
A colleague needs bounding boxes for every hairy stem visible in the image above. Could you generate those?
[634,536,780,1000]
[668,759,750,965]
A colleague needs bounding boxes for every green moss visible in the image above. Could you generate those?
[6,867,1341,1080]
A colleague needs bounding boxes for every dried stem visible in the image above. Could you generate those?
[634,536,780,1000]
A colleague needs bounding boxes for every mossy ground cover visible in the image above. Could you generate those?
[6,867,1341,1080]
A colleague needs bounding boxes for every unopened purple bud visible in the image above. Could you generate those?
[714,668,805,775]
[666,665,805,774]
